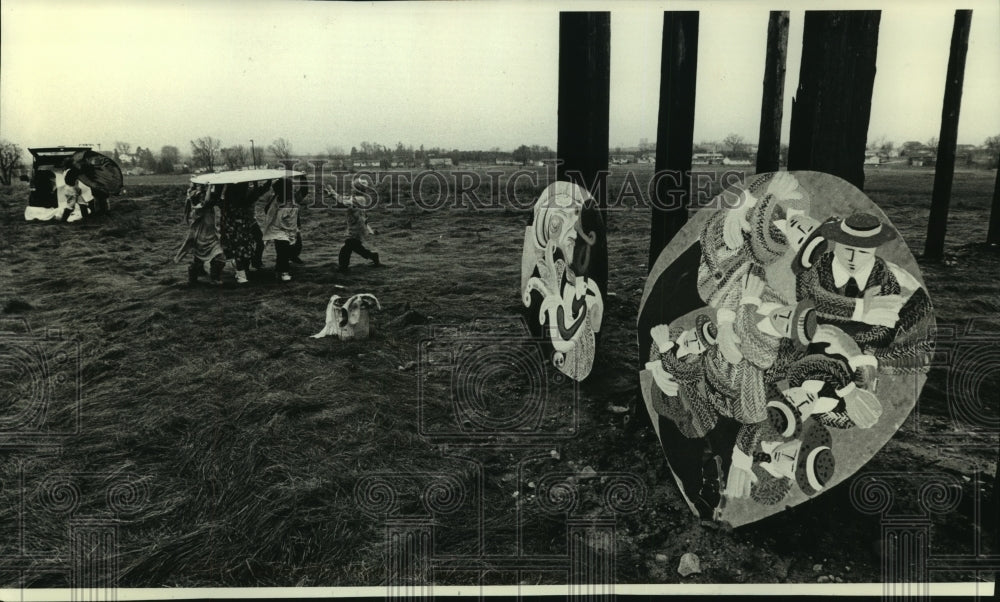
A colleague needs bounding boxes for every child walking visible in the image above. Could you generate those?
[261,178,307,281]
[175,183,226,284]
[326,174,380,273]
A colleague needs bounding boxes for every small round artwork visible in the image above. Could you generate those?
[521,181,608,381]
[637,171,935,527]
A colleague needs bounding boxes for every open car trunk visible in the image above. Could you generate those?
[25,147,123,221]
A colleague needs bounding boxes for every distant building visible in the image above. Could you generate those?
[692,152,724,165]
[427,157,453,167]
[970,148,996,166]
[955,144,977,165]
[908,150,935,167]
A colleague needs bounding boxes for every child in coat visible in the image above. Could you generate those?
[261,178,308,281]
[325,174,380,273]
[175,184,226,284]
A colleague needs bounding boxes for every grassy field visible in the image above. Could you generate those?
[0,165,997,587]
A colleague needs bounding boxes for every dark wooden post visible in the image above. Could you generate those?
[557,12,611,225]
[756,11,790,174]
[648,12,699,269]
[989,157,1000,247]
[993,461,1000,588]
[924,10,973,262]
[787,11,880,191]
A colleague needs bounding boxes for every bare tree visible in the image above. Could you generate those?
[326,145,345,158]
[0,140,25,185]
[223,145,249,169]
[512,144,531,165]
[160,145,180,165]
[723,133,746,154]
[157,145,181,173]
[190,136,221,171]
[268,138,293,161]
[985,134,1000,155]
[927,136,939,149]
[114,141,132,158]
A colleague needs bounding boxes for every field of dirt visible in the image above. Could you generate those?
[0,165,997,588]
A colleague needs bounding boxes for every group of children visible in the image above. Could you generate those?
[175,174,380,285]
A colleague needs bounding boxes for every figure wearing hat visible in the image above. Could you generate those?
[643,316,720,439]
[743,415,837,504]
[725,396,806,506]
[794,212,910,354]
[697,172,807,365]
[711,273,815,422]
[714,273,823,500]
[777,352,883,431]
[641,316,726,519]
[326,174,381,273]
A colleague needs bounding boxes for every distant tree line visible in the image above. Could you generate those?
[98,138,557,172]
[105,137,293,173]
[5,131,996,180]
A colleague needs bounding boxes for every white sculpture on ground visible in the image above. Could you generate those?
[312,293,382,340]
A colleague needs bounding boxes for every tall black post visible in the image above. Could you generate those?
[988,155,1000,247]
[924,10,973,261]
[648,11,699,269]
[787,11,881,191]
[756,11,790,174]
[557,12,611,226]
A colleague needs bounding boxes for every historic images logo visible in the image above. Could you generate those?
[1,318,82,447]
[2,318,150,598]
[352,318,646,595]
[268,158,749,213]
[849,317,999,596]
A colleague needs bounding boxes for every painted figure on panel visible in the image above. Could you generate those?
[522,182,607,381]
[637,171,934,527]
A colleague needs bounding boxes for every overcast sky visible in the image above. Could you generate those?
[2,0,998,155]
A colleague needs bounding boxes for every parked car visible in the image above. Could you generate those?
[22,146,122,221]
